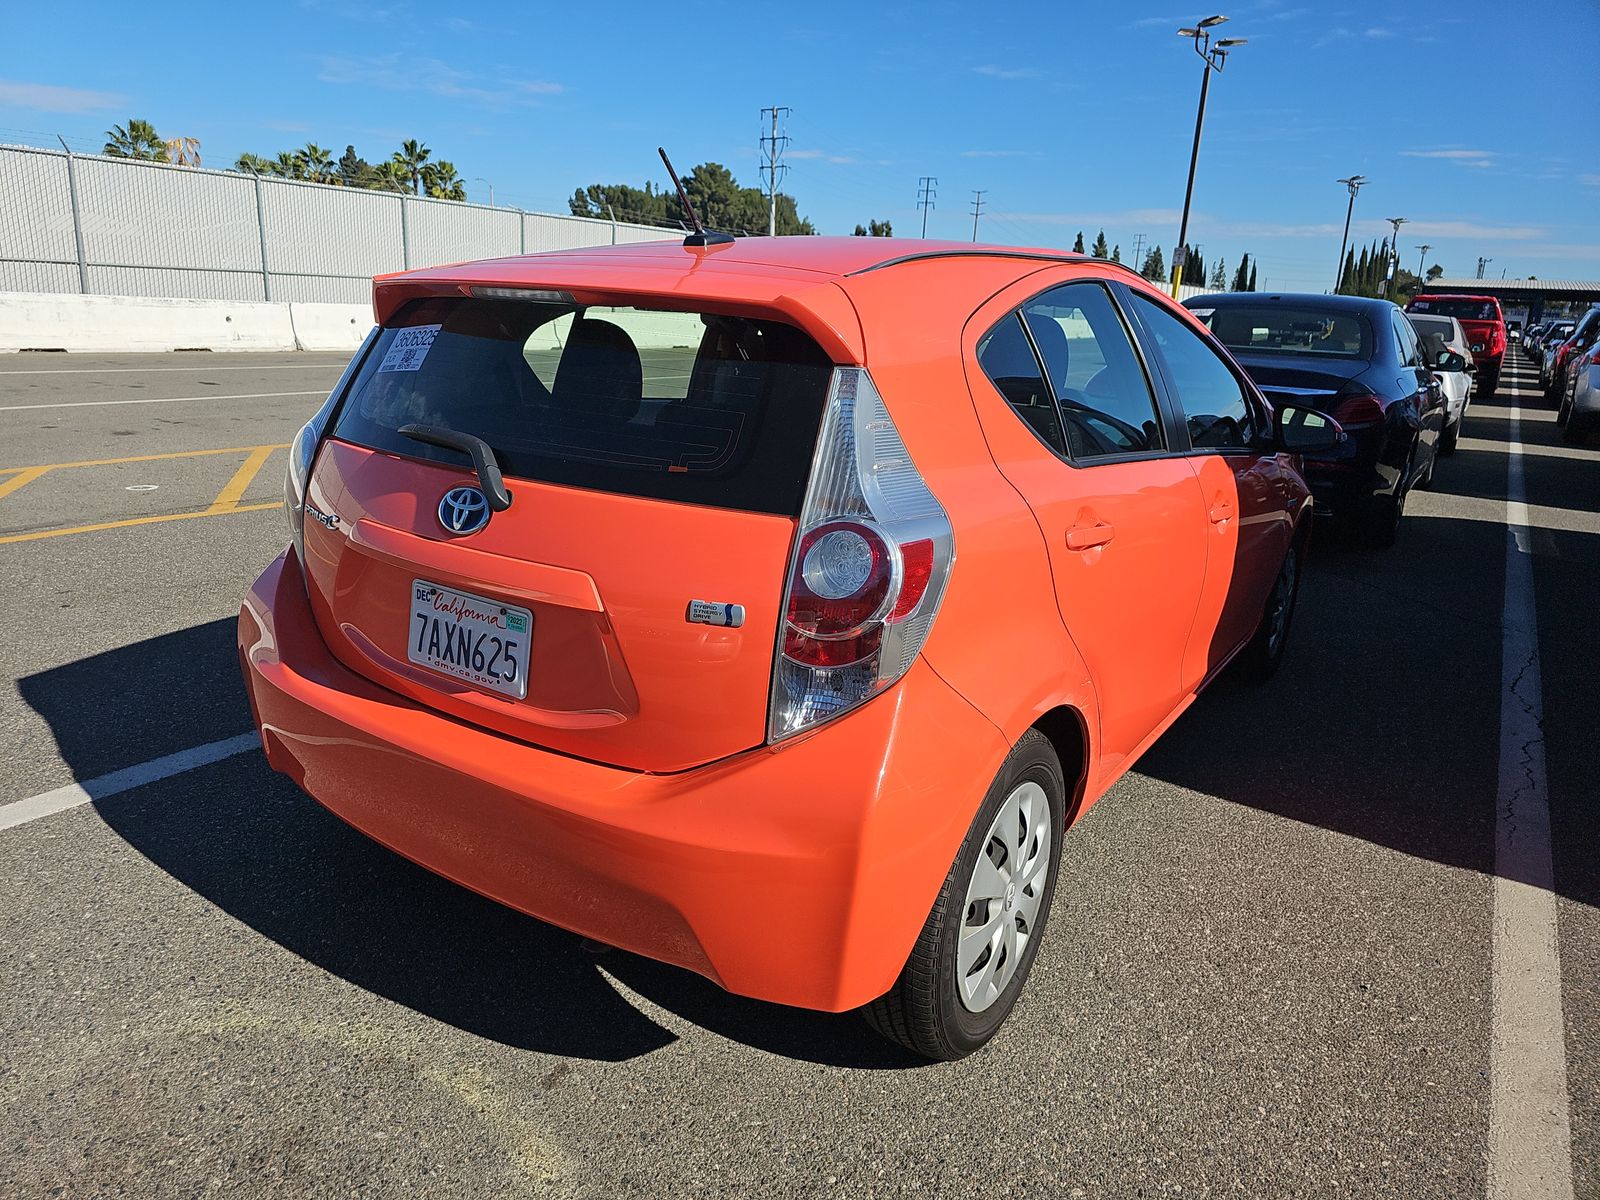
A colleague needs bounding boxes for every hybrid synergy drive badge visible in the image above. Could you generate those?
[686,600,745,628]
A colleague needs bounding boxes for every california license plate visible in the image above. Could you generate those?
[408,580,532,700]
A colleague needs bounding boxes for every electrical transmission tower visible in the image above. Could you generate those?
[759,105,792,237]
[1131,232,1147,270]
[917,176,938,238]
[970,190,986,242]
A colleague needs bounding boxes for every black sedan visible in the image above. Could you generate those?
[1183,293,1448,547]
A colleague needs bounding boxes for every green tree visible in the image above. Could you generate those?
[1209,259,1227,291]
[1072,231,1086,254]
[1232,253,1251,292]
[1141,246,1165,282]
[1110,244,1121,263]
[1426,263,1443,281]
[392,139,432,196]
[1247,262,1257,292]
[272,151,304,180]
[570,164,813,234]
[233,152,274,176]
[1091,229,1110,259]
[422,159,467,200]
[103,118,165,160]
[299,143,335,184]
[853,219,892,236]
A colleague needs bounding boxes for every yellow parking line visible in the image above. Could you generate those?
[207,446,279,514]
[0,466,50,501]
[0,503,280,546]
[0,443,289,474]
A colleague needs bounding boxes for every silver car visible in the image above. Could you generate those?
[1558,330,1600,447]
[1407,312,1473,455]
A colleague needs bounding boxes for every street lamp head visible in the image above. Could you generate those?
[1198,14,1229,26]
[1178,26,1200,35]
[1216,37,1247,46]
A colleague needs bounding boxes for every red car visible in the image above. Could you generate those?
[1405,293,1506,396]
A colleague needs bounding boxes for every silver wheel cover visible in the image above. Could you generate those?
[957,780,1052,1014]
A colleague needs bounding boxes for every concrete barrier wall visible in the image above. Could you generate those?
[0,292,371,353]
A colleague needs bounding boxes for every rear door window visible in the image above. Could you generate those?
[332,298,833,516]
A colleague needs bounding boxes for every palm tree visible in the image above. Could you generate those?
[164,136,202,167]
[272,151,304,180]
[234,152,274,176]
[370,160,410,193]
[423,159,466,201]
[299,143,335,184]
[103,118,165,160]
[392,139,431,195]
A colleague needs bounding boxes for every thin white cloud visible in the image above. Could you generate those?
[787,148,857,164]
[1365,27,1396,37]
[1403,149,1495,160]
[0,79,127,114]
[316,55,562,105]
[1577,173,1600,188]
[972,64,1038,80]
[960,149,1037,158]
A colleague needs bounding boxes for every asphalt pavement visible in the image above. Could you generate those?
[0,348,1594,1198]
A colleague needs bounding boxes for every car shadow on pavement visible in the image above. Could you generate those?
[17,617,922,1069]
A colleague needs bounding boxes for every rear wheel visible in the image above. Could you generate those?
[1480,369,1499,399]
[1440,416,1460,455]
[1235,541,1301,683]
[1361,464,1408,549]
[864,730,1065,1061]
[1563,410,1591,446]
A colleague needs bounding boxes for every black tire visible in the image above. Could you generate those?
[1480,370,1499,400]
[1556,396,1570,428]
[1440,417,1460,456]
[1562,412,1590,446]
[1235,539,1302,683]
[863,730,1066,1061]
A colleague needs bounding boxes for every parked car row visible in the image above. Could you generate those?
[1403,292,1506,397]
[1546,305,1600,445]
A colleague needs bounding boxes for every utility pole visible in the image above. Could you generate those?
[1414,243,1432,283]
[1131,232,1147,271]
[1477,256,1492,279]
[759,105,791,237]
[917,176,938,238]
[969,190,986,242]
[1333,175,1367,293]
[1383,216,1407,298]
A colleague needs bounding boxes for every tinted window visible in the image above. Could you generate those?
[1194,303,1373,359]
[333,298,831,516]
[977,313,1065,454]
[1408,298,1499,322]
[1021,283,1164,458]
[1131,294,1257,450]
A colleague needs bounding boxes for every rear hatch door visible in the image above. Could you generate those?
[301,295,833,772]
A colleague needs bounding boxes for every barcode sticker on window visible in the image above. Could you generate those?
[378,325,442,373]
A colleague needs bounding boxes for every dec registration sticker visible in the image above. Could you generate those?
[408,580,532,700]
[378,324,442,372]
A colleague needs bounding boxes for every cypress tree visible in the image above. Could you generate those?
[1232,253,1251,292]
[1111,244,1122,263]
[1248,262,1257,292]
[1073,231,1086,254]
[1091,229,1110,258]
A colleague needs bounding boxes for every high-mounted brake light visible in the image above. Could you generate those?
[469,287,577,304]
[769,368,954,741]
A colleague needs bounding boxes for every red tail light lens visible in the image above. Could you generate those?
[890,539,935,622]
[1332,389,1385,426]
[784,521,893,667]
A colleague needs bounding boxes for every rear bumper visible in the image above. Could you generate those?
[238,548,1008,1012]
[1302,424,1399,517]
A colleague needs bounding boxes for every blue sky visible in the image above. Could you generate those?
[6,0,1599,290]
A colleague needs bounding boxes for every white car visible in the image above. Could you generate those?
[1407,312,1473,455]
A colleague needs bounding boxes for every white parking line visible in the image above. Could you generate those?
[0,734,260,833]
[0,363,348,376]
[0,390,325,412]
[1488,373,1574,1200]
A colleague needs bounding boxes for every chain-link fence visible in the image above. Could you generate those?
[0,144,678,304]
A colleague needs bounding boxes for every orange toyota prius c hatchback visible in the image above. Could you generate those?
[238,235,1340,1059]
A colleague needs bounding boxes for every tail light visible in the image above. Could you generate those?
[1587,347,1600,366]
[769,368,954,742]
[1332,381,1385,427]
[284,329,378,569]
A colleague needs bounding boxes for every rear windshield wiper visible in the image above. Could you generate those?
[397,424,512,511]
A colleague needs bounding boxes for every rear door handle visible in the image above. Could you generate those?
[1066,523,1115,551]
[1209,499,1236,524]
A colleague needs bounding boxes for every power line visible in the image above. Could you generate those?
[759,105,791,238]
[969,190,986,242]
[916,176,937,238]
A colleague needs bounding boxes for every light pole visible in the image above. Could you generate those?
[1333,174,1367,293]
[1171,16,1246,299]
[1384,216,1407,299]
[474,177,495,207]
[1415,243,1432,283]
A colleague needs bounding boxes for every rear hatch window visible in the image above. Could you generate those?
[305,296,834,772]
[333,297,831,516]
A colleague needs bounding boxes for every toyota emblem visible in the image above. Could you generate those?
[438,485,491,535]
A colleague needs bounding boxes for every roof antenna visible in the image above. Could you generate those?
[659,147,735,248]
